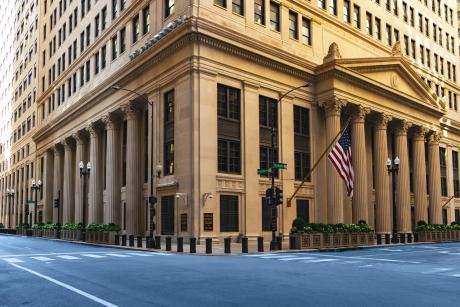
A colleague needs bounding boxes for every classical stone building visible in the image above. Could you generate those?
[1,0,459,241]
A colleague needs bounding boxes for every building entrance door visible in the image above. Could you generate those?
[161,195,175,235]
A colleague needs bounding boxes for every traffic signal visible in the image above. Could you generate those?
[148,196,157,204]
[53,197,60,208]
[275,187,283,206]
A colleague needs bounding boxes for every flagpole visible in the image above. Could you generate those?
[287,118,351,206]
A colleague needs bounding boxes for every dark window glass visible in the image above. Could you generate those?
[164,90,174,175]
[440,147,448,197]
[254,0,264,25]
[296,199,309,222]
[220,195,239,232]
[261,197,271,231]
[161,195,175,234]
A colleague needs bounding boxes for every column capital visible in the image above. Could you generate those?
[87,121,103,137]
[373,113,392,129]
[121,103,141,120]
[53,141,64,154]
[394,120,412,136]
[63,137,75,151]
[412,126,429,141]
[322,96,347,117]
[428,131,441,145]
[72,130,88,145]
[102,113,122,130]
[351,105,371,123]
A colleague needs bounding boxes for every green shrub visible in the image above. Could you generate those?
[415,223,460,232]
[86,223,121,232]
[43,223,59,230]
[62,223,84,230]
[0,223,4,228]
[289,221,374,234]
[32,223,45,230]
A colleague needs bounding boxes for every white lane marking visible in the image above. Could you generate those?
[9,263,118,307]
[81,254,106,259]
[0,251,127,258]
[278,257,316,261]
[379,249,404,252]
[56,255,81,260]
[422,268,452,274]
[313,254,420,264]
[259,255,299,259]
[244,253,278,257]
[302,259,338,263]
[359,264,374,268]
[439,251,450,254]
[449,273,460,278]
[446,253,460,255]
[31,257,54,262]
[105,254,131,258]
[3,258,23,263]
[126,253,153,257]
[344,261,362,264]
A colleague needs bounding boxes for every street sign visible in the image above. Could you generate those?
[273,162,287,170]
[27,200,37,205]
[257,168,272,175]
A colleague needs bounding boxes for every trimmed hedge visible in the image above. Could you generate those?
[290,218,373,234]
[86,223,121,232]
[415,223,460,232]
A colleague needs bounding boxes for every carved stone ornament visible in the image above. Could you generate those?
[121,104,139,120]
[323,42,342,63]
[394,119,413,136]
[73,130,88,145]
[427,131,441,145]
[102,113,121,130]
[87,121,103,136]
[352,105,371,122]
[412,126,429,141]
[373,113,392,129]
[323,97,347,116]
[63,137,75,150]
[391,40,402,57]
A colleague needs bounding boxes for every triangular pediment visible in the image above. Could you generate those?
[335,57,442,110]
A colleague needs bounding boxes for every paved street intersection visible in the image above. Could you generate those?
[2,235,460,306]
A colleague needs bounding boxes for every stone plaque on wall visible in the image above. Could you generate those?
[180,214,187,232]
[203,213,213,231]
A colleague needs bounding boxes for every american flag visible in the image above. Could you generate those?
[328,123,354,197]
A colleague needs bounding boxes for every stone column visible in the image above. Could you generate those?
[103,113,121,225]
[43,150,54,223]
[373,114,392,234]
[428,132,442,224]
[351,105,370,223]
[412,126,428,224]
[53,143,64,224]
[63,138,75,224]
[88,122,104,224]
[394,120,412,234]
[123,104,142,235]
[324,98,346,224]
[73,131,88,224]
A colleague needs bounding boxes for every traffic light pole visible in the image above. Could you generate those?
[270,99,277,251]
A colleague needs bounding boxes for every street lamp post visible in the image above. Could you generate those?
[112,85,157,237]
[79,161,91,240]
[387,156,400,244]
[269,83,310,251]
[31,179,42,225]
[7,189,14,229]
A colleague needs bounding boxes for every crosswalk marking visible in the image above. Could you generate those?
[3,258,23,263]
[82,254,106,259]
[448,272,460,278]
[31,257,54,262]
[302,259,338,263]
[56,255,81,260]
[278,257,316,261]
[259,255,298,259]
[423,268,452,274]
[105,254,131,258]
[126,253,153,257]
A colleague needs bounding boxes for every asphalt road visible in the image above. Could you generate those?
[1,235,460,307]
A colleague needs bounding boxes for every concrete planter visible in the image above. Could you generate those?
[290,232,375,250]
[32,229,42,237]
[416,230,460,242]
[61,230,82,241]
[85,230,118,244]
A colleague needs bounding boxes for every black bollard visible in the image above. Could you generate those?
[257,236,264,252]
[121,234,127,246]
[407,233,413,243]
[145,236,151,248]
[414,232,419,242]
[137,236,142,248]
[277,236,283,250]
[115,234,120,245]
[224,237,231,254]
[385,234,390,245]
[376,234,382,245]
[177,237,183,252]
[155,236,161,249]
[129,235,135,247]
[190,237,197,253]
[242,237,248,253]
[166,237,172,251]
[206,238,212,254]
[399,233,406,244]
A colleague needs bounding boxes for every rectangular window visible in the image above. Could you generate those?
[164,90,175,176]
[254,0,265,25]
[94,51,99,74]
[296,199,310,223]
[132,15,139,43]
[85,60,90,82]
[318,0,325,9]
[232,0,244,15]
[353,5,360,28]
[418,13,423,32]
[301,18,311,45]
[343,0,350,23]
[288,11,298,40]
[120,27,126,53]
[440,147,448,197]
[102,6,107,30]
[101,45,106,69]
[426,49,431,68]
[161,196,175,235]
[294,106,311,181]
[269,2,280,32]
[403,2,407,22]
[329,0,337,15]
[217,84,241,174]
[385,24,392,46]
[393,0,398,15]
[259,95,278,178]
[366,12,372,36]
[411,39,416,59]
[220,195,239,232]
[95,14,100,38]
[80,66,84,86]
[425,17,429,36]
[214,0,227,7]
[86,24,91,47]
[112,35,118,60]
[112,0,118,19]
[261,197,271,232]
[385,0,390,11]
[165,0,175,18]
[394,29,399,43]
[409,7,414,26]
[142,5,150,35]
[375,17,381,40]
[420,45,424,64]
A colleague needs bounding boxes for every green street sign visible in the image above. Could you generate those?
[257,168,272,175]
[27,200,37,204]
[273,162,287,170]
